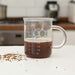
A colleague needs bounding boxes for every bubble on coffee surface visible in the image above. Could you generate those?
[24,38,52,43]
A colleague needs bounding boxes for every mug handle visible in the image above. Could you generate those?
[52,25,67,49]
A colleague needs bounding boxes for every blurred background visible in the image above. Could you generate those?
[0,0,75,46]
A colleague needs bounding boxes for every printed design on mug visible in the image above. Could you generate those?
[26,22,50,38]
[26,29,48,38]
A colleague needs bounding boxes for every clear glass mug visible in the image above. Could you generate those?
[23,18,67,58]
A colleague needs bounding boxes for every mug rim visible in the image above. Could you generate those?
[23,18,53,22]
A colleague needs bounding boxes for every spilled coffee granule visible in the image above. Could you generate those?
[0,55,1,60]
[56,66,58,69]
[3,53,24,62]
[0,54,27,62]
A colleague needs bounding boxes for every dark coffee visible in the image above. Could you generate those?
[24,39,52,58]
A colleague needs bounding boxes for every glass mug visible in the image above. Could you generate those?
[23,18,67,58]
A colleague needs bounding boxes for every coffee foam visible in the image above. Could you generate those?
[24,38,52,43]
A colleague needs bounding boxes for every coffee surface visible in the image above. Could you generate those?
[24,38,52,58]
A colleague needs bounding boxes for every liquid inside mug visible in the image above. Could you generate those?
[23,18,67,58]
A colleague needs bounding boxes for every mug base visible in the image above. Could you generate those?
[26,54,51,59]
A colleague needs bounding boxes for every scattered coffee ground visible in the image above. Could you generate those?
[0,54,27,62]
[0,55,1,60]
[56,66,58,69]
[3,53,23,62]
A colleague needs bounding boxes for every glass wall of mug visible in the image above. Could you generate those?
[23,18,67,58]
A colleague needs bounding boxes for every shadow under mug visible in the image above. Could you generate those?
[23,18,67,58]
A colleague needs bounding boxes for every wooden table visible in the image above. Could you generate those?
[0,22,75,30]
[54,22,75,30]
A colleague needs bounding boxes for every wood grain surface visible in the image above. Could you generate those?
[0,23,75,30]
